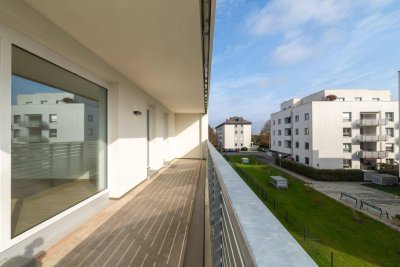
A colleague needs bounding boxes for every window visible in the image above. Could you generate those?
[49,114,58,123]
[241,143,243,146]
[41,100,48,104]
[304,128,309,135]
[49,129,57,138]
[385,112,394,122]
[386,143,394,152]
[88,128,94,136]
[285,140,292,148]
[273,120,275,125]
[285,128,291,136]
[273,140,275,146]
[343,143,352,152]
[386,128,394,137]
[372,98,380,101]
[295,142,299,148]
[305,142,309,150]
[88,114,93,121]
[241,131,243,134]
[305,157,309,165]
[343,159,351,168]
[278,130,282,135]
[235,131,237,134]
[342,112,351,122]
[278,119,281,125]
[13,115,21,124]
[13,129,21,138]
[285,117,291,124]
[273,130,275,136]
[343,128,351,137]
[295,128,299,135]
[355,97,362,101]
[295,115,299,122]
[235,124,237,128]
[278,141,281,147]
[235,143,237,146]
[10,46,107,237]
[56,100,63,104]
[295,155,299,162]
[337,97,345,101]
[304,113,309,120]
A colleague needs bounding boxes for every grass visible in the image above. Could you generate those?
[363,183,400,197]
[226,155,400,267]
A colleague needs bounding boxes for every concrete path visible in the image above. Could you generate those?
[257,156,400,231]
[38,159,201,267]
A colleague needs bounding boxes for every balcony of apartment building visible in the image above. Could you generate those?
[0,1,316,266]
[356,113,388,127]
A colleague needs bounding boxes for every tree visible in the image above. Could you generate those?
[259,119,271,148]
[208,125,218,147]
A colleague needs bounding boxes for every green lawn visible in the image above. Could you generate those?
[226,155,400,267]
[363,183,400,197]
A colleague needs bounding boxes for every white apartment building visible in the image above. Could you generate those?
[216,116,252,149]
[12,93,99,143]
[271,90,399,170]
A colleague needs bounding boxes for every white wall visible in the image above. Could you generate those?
[175,113,206,159]
[0,2,206,259]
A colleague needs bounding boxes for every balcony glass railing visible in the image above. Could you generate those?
[356,118,388,126]
[356,135,387,142]
[207,142,316,267]
[357,151,389,159]
[17,120,46,128]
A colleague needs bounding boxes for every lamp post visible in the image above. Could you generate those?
[278,153,282,176]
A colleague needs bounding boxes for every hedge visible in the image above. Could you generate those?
[275,158,364,181]
[241,147,248,151]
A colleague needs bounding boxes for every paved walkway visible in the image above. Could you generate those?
[257,156,400,231]
[39,159,201,267]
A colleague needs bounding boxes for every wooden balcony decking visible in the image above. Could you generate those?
[39,159,203,267]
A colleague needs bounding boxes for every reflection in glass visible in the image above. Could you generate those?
[11,46,107,237]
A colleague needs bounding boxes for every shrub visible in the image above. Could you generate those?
[275,158,364,181]
[241,147,248,151]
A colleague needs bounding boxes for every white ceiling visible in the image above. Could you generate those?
[25,0,206,113]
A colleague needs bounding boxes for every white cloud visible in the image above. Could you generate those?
[246,0,394,36]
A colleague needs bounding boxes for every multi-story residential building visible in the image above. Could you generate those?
[12,93,99,143]
[271,90,399,170]
[216,116,252,149]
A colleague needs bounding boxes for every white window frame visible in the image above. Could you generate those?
[0,25,110,251]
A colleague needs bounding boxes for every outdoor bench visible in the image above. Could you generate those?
[360,200,389,219]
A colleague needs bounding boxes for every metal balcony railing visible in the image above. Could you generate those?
[207,142,316,267]
[356,118,388,126]
[17,120,46,128]
[357,151,389,159]
[356,135,387,142]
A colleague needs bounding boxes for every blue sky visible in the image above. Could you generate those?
[209,0,400,133]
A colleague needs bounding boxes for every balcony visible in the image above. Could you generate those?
[356,135,387,142]
[16,136,48,143]
[18,120,46,128]
[356,118,388,126]
[357,151,389,159]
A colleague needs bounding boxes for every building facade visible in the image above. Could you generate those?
[216,116,252,149]
[0,0,214,260]
[271,90,399,170]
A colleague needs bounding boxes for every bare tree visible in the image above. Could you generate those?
[259,119,271,148]
[208,125,218,147]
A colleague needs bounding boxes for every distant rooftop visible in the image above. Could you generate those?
[278,89,393,111]
[216,116,252,128]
